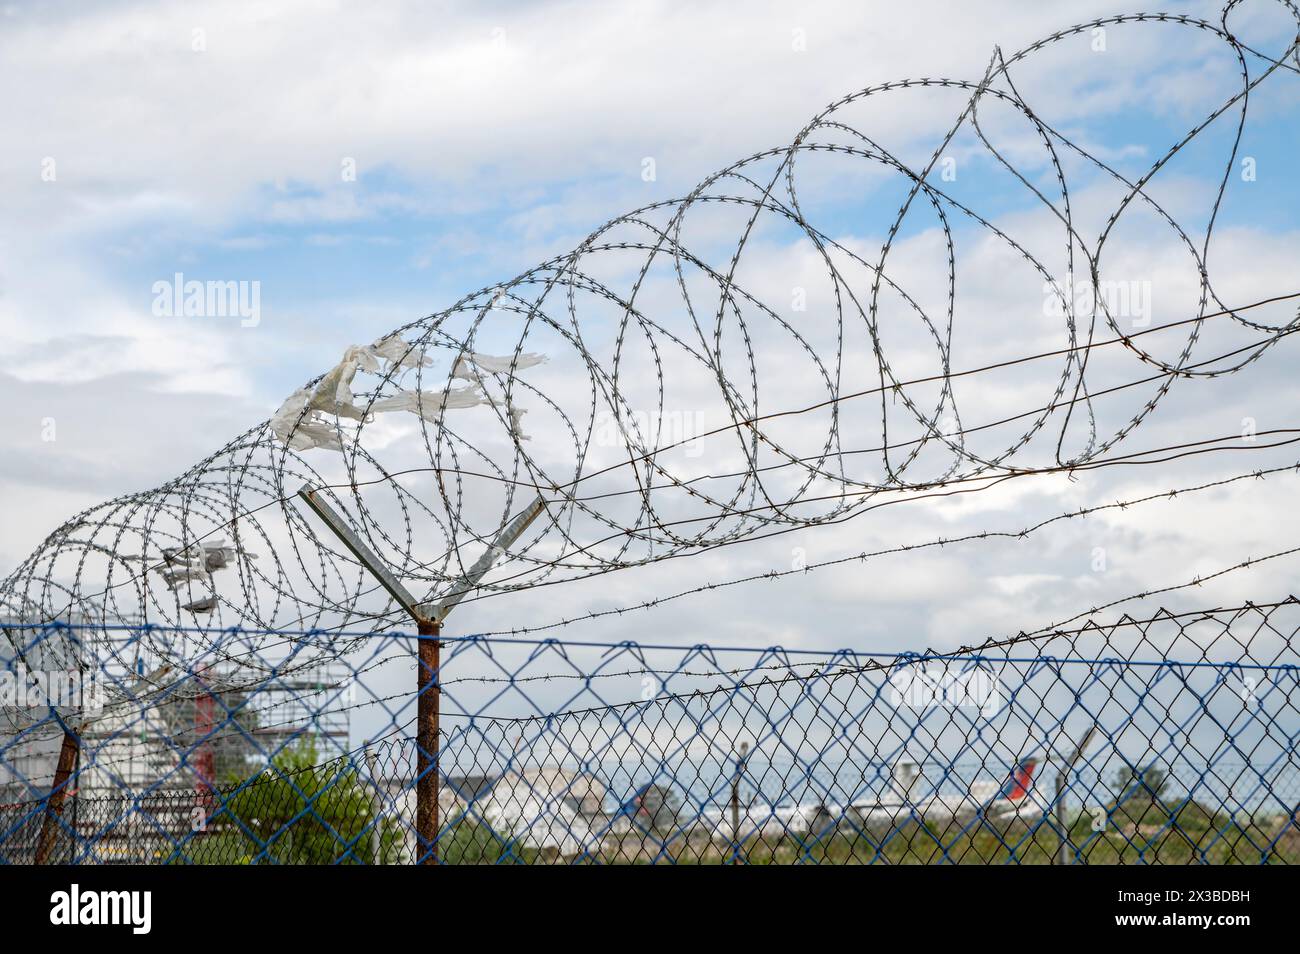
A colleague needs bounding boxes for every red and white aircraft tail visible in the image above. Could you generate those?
[978,758,1044,821]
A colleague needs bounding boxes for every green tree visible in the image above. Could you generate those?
[1113,765,1169,804]
[1110,764,1177,829]
[182,742,401,864]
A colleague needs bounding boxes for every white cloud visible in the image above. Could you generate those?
[2,0,1298,664]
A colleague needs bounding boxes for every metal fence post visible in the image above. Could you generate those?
[364,748,385,865]
[297,485,546,866]
[1054,724,1098,866]
[35,728,80,865]
[416,618,442,865]
[1053,772,1068,865]
[729,740,748,865]
[193,663,217,828]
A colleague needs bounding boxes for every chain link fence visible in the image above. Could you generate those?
[3,600,1300,864]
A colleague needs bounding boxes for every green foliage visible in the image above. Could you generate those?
[175,742,402,865]
[439,819,523,864]
[1113,765,1170,803]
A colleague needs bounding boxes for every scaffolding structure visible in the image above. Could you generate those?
[3,638,352,801]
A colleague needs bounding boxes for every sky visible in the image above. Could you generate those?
[2,0,1299,742]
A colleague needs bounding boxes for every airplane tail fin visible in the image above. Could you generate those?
[998,758,1039,802]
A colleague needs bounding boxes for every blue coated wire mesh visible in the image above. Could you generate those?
[3,600,1299,864]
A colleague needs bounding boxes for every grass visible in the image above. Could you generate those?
[123,792,1300,865]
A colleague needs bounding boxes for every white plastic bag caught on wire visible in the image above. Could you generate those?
[160,567,210,589]
[150,539,258,592]
[371,333,432,370]
[508,406,529,442]
[270,342,547,451]
[269,344,381,450]
[369,385,488,423]
[452,351,547,441]
[270,388,348,452]
[314,344,381,421]
[181,596,218,614]
[451,351,547,385]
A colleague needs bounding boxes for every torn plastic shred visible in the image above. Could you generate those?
[182,596,218,614]
[371,333,432,370]
[271,341,545,451]
[452,351,547,384]
[369,385,489,423]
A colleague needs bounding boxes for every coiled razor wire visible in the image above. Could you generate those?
[2,3,1300,691]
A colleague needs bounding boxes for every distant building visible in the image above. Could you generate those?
[369,764,611,860]
[476,767,609,857]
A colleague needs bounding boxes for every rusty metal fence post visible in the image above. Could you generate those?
[416,618,441,865]
[298,484,547,866]
[35,728,80,865]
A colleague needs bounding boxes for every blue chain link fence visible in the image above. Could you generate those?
[3,600,1299,863]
